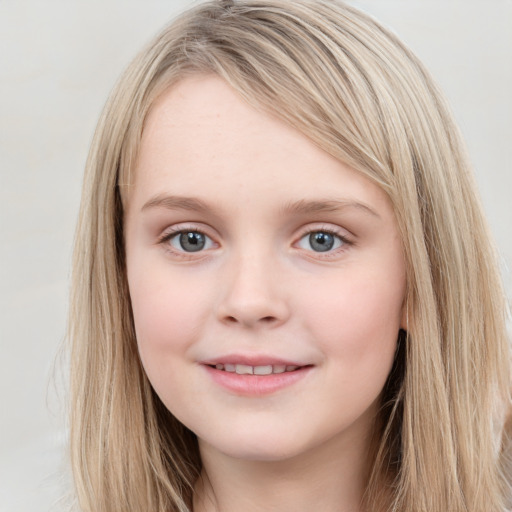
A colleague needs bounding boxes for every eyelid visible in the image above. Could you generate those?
[155,222,353,260]
[157,223,219,258]
[169,231,215,252]
[293,224,354,256]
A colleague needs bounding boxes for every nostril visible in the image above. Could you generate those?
[223,314,277,325]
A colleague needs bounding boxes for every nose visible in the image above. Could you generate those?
[215,249,290,329]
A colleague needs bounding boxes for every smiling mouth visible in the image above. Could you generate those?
[207,363,309,375]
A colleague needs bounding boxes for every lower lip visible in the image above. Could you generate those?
[203,365,312,396]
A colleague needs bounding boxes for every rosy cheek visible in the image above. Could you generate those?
[129,264,212,355]
[130,285,183,387]
[132,289,184,348]
[304,271,403,359]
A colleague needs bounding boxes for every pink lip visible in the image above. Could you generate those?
[201,353,305,367]
[201,358,313,396]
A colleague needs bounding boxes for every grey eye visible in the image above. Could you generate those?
[298,231,343,252]
[170,231,213,252]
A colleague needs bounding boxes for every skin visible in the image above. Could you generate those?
[124,74,406,512]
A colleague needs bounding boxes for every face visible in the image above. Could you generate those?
[125,75,406,463]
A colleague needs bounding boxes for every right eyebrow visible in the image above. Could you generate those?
[141,194,215,214]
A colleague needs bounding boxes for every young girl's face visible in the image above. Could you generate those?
[125,75,406,463]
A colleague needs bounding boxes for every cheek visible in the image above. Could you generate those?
[127,264,212,408]
[303,266,404,370]
[128,262,211,363]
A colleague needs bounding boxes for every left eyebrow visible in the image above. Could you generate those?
[280,199,381,219]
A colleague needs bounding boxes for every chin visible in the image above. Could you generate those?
[199,429,314,463]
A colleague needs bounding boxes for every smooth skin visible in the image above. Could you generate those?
[124,75,406,512]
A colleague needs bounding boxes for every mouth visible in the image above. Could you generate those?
[205,363,310,375]
[202,359,313,395]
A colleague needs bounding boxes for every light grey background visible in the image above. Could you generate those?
[1,1,510,510]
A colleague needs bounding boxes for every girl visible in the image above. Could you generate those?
[68,1,511,511]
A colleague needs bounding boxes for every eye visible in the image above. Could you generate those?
[168,231,214,252]
[297,230,345,253]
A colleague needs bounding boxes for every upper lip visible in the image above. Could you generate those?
[200,354,308,367]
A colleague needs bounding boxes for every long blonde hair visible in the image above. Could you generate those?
[69,1,511,510]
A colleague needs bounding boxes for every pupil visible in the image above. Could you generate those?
[180,232,205,252]
[310,232,334,252]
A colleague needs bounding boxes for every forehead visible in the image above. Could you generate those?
[138,74,316,181]
[128,74,393,219]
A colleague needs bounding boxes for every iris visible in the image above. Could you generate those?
[309,232,335,252]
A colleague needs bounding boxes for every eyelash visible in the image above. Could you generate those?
[157,225,353,259]
[297,227,352,256]
[157,226,216,260]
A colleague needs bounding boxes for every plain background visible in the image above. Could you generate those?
[1,1,511,510]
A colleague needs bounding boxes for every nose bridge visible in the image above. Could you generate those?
[216,241,289,328]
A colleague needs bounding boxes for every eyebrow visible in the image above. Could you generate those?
[142,195,217,214]
[280,199,381,219]
[141,194,380,219]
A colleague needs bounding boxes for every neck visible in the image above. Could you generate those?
[193,425,374,512]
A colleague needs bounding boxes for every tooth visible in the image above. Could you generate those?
[215,364,224,370]
[286,365,299,372]
[254,365,272,375]
[235,364,253,375]
[273,365,286,374]
[225,364,236,372]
